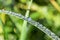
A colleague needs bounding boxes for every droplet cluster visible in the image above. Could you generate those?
[0,9,60,40]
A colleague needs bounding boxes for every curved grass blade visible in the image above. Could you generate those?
[0,10,60,40]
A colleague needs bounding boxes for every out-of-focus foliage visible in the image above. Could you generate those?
[0,0,60,40]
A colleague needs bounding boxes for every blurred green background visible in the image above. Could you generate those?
[0,0,60,40]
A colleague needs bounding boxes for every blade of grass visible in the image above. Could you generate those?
[50,0,60,12]
[20,0,33,40]
[0,9,60,40]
